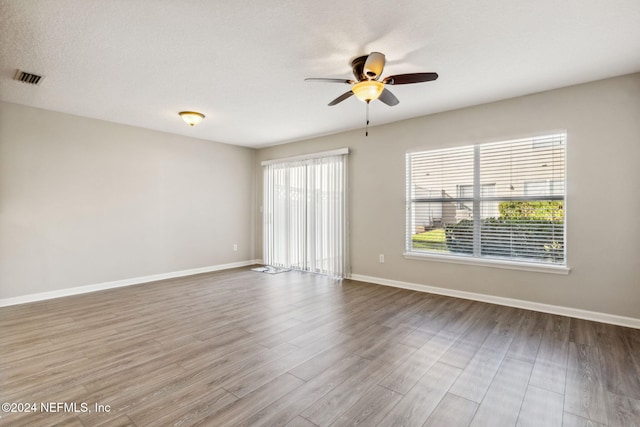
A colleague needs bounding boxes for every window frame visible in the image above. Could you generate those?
[404,134,570,275]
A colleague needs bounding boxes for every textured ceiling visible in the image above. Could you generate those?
[1,0,640,148]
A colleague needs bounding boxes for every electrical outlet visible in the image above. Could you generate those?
[379,254,384,263]
[233,244,238,251]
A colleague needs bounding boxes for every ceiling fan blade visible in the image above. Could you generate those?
[383,72,438,85]
[363,52,385,80]
[378,88,399,106]
[328,91,354,106]
[305,78,353,84]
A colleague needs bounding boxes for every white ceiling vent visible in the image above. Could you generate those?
[14,69,44,85]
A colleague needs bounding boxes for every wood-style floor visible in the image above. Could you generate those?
[1,268,639,427]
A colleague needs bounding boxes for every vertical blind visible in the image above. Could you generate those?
[407,134,566,265]
[263,151,348,277]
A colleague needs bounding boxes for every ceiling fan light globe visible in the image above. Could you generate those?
[352,81,384,102]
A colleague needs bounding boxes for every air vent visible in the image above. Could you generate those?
[14,69,44,85]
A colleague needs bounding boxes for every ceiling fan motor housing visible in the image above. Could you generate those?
[351,55,368,81]
[351,52,386,81]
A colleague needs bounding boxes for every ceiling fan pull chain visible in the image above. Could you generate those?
[365,100,370,136]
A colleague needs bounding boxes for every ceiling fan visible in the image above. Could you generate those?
[305,52,438,107]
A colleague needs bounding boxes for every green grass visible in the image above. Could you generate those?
[412,228,448,252]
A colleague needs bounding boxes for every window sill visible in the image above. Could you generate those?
[403,251,571,275]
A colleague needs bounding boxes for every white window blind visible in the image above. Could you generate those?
[407,134,566,265]
[263,152,348,277]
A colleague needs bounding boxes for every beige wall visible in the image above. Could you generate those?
[2,74,638,318]
[255,73,640,319]
[0,102,255,299]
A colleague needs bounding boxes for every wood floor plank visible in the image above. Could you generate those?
[239,354,369,427]
[96,415,137,427]
[132,386,236,427]
[437,306,499,369]
[95,414,138,427]
[418,303,468,334]
[2,347,92,386]
[286,416,318,427]
[78,363,191,425]
[301,344,415,426]
[81,357,188,394]
[355,324,416,360]
[604,391,640,427]
[423,392,478,427]
[11,413,86,427]
[565,343,609,425]
[175,339,266,372]
[438,299,488,335]
[398,327,435,349]
[221,330,352,398]
[570,318,601,346]
[561,412,606,427]
[378,328,459,394]
[190,373,305,427]
[380,291,443,330]
[286,325,350,349]
[1,268,639,426]
[126,384,233,426]
[377,362,462,427]
[448,332,513,403]
[329,385,402,427]
[541,313,571,342]
[491,306,526,337]
[469,357,533,427]
[596,325,640,399]
[517,385,564,427]
[506,310,545,363]
[622,327,640,379]
[47,417,85,427]
[287,323,395,382]
[529,327,569,395]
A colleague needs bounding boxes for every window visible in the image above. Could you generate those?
[406,133,566,266]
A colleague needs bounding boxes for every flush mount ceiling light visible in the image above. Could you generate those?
[179,111,205,126]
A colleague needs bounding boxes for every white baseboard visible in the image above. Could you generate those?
[0,260,262,307]
[350,274,640,329]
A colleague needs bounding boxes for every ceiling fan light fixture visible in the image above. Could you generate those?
[179,111,205,126]
[351,80,384,102]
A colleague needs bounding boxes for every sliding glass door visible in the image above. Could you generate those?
[263,151,348,278]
